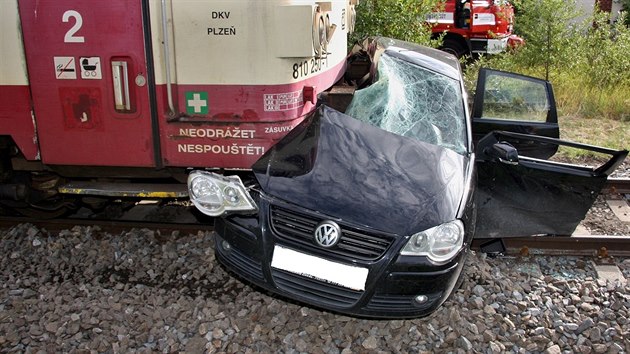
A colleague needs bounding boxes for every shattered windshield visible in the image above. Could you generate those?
[345,53,467,155]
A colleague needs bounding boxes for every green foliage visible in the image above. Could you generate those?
[575,11,630,89]
[351,0,441,47]
[464,5,630,122]
[510,0,582,80]
[621,0,630,26]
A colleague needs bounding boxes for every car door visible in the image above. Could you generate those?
[472,69,628,238]
[472,68,559,159]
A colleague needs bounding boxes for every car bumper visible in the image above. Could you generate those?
[470,35,524,54]
[212,195,467,318]
[471,37,509,54]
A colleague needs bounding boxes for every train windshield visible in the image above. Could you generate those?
[345,53,467,155]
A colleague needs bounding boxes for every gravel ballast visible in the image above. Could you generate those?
[1,224,629,353]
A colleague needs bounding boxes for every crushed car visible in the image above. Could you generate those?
[187,38,627,318]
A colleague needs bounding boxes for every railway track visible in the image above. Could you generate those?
[602,177,630,194]
[1,178,629,257]
[471,235,630,257]
[0,215,212,235]
[2,216,628,258]
[4,215,626,258]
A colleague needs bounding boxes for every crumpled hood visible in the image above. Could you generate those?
[252,106,468,236]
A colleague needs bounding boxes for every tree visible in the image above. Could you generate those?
[511,0,581,80]
[351,0,441,47]
[620,0,630,26]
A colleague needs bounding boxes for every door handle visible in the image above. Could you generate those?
[112,60,131,111]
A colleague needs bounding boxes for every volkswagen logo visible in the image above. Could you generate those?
[314,221,341,248]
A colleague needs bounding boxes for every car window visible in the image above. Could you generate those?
[345,54,467,155]
[480,72,550,122]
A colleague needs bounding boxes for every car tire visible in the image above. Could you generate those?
[440,39,468,59]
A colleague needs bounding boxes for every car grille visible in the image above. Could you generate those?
[270,205,395,261]
[271,269,363,307]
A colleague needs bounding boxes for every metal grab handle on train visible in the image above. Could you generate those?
[161,0,176,115]
[112,61,131,111]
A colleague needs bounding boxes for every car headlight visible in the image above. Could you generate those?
[187,171,257,217]
[400,220,464,263]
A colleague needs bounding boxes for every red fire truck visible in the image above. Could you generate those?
[426,0,524,57]
[1,0,356,215]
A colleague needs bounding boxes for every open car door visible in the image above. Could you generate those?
[472,69,628,238]
[472,68,560,159]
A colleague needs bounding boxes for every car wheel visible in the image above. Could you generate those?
[440,39,468,59]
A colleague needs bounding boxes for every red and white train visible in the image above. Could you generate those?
[1,0,356,215]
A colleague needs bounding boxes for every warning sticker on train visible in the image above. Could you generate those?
[264,91,303,112]
[80,57,102,79]
[186,92,209,114]
[54,56,77,79]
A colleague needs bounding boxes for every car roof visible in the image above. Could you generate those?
[372,37,462,80]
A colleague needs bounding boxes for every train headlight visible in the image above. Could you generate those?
[400,220,464,263]
[188,171,257,217]
[348,2,357,34]
[313,7,328,57]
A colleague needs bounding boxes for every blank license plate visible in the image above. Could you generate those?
[271,245,368,291]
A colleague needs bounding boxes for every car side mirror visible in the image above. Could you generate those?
[486,142,519,165]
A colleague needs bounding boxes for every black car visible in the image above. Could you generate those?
[187,38,627,318]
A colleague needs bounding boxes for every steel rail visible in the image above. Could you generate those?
[3,216,628,258]
[0,216,213,235]
[602,177,630,195]
[472,235,630,257]
[1,178,628,256]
